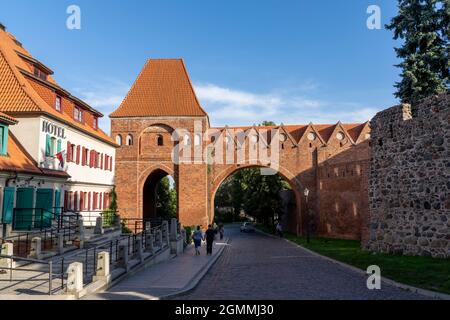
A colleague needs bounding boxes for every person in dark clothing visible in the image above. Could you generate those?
[204,224,216,255]
[219,224,224,240]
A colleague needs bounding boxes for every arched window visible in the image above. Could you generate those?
[184,134,191,146]
[194,134,201,146]
[126,134,133,146]
[116,135,122,146]
[157,134,164,146]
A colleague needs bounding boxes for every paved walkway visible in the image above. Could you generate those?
[86,238,229,300]
[177,225,431,300]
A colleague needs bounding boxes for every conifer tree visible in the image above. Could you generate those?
[387,0,449,105]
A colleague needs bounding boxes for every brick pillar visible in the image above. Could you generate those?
[178,163,209,227]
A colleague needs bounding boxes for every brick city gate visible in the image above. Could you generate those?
[111,59,371,239]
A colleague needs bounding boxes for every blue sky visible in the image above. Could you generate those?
[2,0,401,132]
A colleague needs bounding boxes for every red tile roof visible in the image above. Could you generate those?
[110,59,208,118]
[209,122,369,145]
[0,27,117,146]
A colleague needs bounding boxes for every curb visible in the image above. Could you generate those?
[158,238,230,300]
[255,229,450,301]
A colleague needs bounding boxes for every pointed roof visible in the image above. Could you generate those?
[343,123,368,143]
[0,26,116,146]
[110,59,208,118]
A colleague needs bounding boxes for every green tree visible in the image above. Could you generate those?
[387,0,449,105]
[215,167,290,227]
[110,187,117,211]
[155,177,177,219]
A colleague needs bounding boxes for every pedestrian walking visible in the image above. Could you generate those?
[193,226,203,256]
[204,224,216,255]
[276,222,283,238]
[219,224,224,240]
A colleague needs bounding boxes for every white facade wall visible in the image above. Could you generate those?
[9,115,116,226]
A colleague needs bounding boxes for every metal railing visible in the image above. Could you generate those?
[121,217,165,234]
[74,210,119,228]
[2,209,80,257]
[0,219,171,295]
[0,255,64,295]
[51,223,167,285]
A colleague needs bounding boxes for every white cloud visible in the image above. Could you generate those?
[72,79,130,134]
[194,83,378,127]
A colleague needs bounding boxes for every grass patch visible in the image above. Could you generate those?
[257,225,450,295]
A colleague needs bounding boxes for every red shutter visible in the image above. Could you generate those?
[67,141,72,162]
[69,191,73,210]
[80,192,84,211]
[110,157,113,171]
[103,192,107,209]
[76,146,80,164]
[89,150,94,168]
[64,191,69,210]
[87,192,91,211]
[105,155,108,170]
[100,154,103,170]
[82,147,86,166]
[74,191,78,211]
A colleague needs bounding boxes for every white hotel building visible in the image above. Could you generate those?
[0,24,117,231]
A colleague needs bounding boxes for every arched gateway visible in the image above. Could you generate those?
[110,59,371,239]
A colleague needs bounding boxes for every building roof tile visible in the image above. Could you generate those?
[110,59,208,118]
[0,27,117,146]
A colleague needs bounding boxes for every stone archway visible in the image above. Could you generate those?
[138,164,176,220]
[209,164,305,234]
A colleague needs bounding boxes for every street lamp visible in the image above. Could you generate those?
[304,188,310,243]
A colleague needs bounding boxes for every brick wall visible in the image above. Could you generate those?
[112,116,371,241]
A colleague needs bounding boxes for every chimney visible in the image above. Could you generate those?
[0,22,6,31]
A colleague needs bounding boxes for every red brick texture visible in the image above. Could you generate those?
[112,116,371,240]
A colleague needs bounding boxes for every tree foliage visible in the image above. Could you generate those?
[215,168,291,225]
[387,0,449,105]
[155,176,177,219]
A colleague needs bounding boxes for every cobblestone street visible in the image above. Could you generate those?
[177,225,428,300]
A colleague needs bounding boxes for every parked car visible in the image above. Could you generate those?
[240,222,256,233]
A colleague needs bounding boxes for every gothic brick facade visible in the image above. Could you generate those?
[111,59,371,240]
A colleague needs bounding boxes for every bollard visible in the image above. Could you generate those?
[156,229,163,248]
[162,221,170,246]
[77,219,85,239]
[29,237,42,259]
[134,237,143,263]
[93,251,110,283]
[170,218,178,241]
[117,244,129,271]
[66,262,83,295]
[0,243,15,270]
[145,231,154,254]
[58,234,64,255]
[94,216,104,235]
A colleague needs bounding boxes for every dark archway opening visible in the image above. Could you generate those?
[143,169,177,221]
[214,167,297,232]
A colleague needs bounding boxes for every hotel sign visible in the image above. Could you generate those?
[42,120,66,139]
